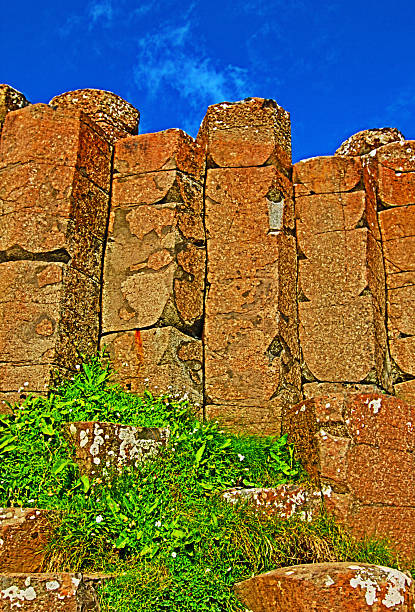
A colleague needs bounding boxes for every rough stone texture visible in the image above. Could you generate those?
[283,393,415,561]
[0,509,50,573]
[0,103,111,402]
[201,99,300,435]
[372,141,415,386]
[294,155,388,388]
[222,484,322,521]
[0,85,29,131]
[64,421,169,476]
[335,128,405,157]
[50,88,139,144]
[234,563,414,612]
[102,328,203,405]
[197,97,292,171]
[102,131,205,340]
[0,573,100,611]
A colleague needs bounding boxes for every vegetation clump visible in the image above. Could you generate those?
[0,356,401,611]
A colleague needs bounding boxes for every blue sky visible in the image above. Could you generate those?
[2,0,415,162]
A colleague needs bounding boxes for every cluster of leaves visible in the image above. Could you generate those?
[0,355,401,611]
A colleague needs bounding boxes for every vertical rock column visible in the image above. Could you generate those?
[198,98,300,435]
[101,130,206,404]
[374,141,415,402]
[0,103,112,409]
[293,154,389,396]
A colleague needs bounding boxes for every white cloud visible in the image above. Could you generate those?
[133,21,250,131]
[88,0,114,25]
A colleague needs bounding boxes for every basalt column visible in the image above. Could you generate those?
[0,103,113,410]
[373,140,415,402]
[101,130,206,405]
[293,154,389,396]
[198,98,300,435]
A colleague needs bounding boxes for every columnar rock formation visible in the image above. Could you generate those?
[0,84,414,432]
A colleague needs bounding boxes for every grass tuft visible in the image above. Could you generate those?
[0,354,406,611]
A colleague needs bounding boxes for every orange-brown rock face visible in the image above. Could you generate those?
[0,508,50,573]
[0,103,112,408]
[101,130,205,401]
[284,392,415,562]
[369,141,415,398]
[235,563,414,611]
[0,85,29,131]
[200,99,300,435]
[102,327,203,404]
[49,88,139,144]
[294,155,388,389]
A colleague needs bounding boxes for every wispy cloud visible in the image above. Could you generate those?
[88,0,114,26]
[133,21,250,132]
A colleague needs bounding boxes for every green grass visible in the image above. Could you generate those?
[0,355,404,611]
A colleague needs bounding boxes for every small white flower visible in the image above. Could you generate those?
[95,515,104,523]
[171,551,177,558]
[237,454,245,462]
[23,382,29,387]
[155,520,162,528]
[75,365,81,370]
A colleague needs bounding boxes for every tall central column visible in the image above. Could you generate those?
[198,98,300,435]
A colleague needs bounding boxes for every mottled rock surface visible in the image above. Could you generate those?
[374,141,415,386]
[0,573,100,611]
[201,98,300,435]
[294,155,388,389]
[284,393,415,561]
[0,103,111,404]
[64,421,169,476]
[198,97,291,170]
[0,509,50,573]
[102,130,205,338]
[234,562,414,611]
[335,128,405,156]
[0,85,29,130]
[222,484,322,520]
[102,328,203,405]
[49,88,139,143]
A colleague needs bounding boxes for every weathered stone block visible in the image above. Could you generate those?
[222,484,322,521]
[113,129,205,179]
[284,393,415,561]
[64,421,169,476]
[299,298,380,382]
[197,97,291,170]
[102,327,203,404]
[293,156,362,194]
[0,573,100,611]
[335,127,404,156]
[376,141,415,207]
[50,88,140,144]
[204,165,299,432]
[0,508,50,573]
[0,103,111,399]
[234,563,414,612]
[0,104,111,191]
[102,132,205,336]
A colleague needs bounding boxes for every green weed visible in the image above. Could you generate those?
[0,355,404,611]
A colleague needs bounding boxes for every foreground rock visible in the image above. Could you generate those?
[283,392,415,562]
[0,508,50,573]
[64,421,169,476]
[222,484,322,521]
[234,562,414,611]
[0,573,100,611]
